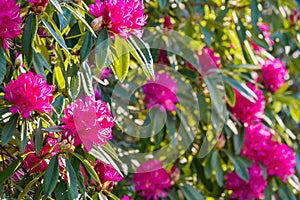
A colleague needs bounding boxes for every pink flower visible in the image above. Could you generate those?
[251,23,274,53]
[61,96,114,151]
[4,72,54,118]
[22,134,58,173]
[120,196,130,200]
[229,83,265,124]
[99,67,112,79]
[241,123,296,182]
[163,15,173,30]
[142,72,178,112]
[0,0,22,50]
[225,164,267,200]
[94,160,122,190]
[133,160,171,200]
[260,58,287,92]
[187,46,220,75]
[89,0,146,39]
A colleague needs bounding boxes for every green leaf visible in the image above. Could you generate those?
[95,28,109,70]
[80,31,94,63]
[43,155,59,198]
[127,35,154,78]
[225,83,236,107]
[235,17,246,43]
[52,95,65,121]
[200,25,211,46]
[168,188,180,200]
[158,0,167,9]
[17,173,43,200]
[250,0,260,27]
[41,18,70,55]
[63,4,96,38]
[216,7,230,22]
[32,51,46,78]
[20,119,28,154]
[264,182,273,200]
[50,0,63,14]
[80,62,94,96]
[66,159,79,200]
[204,152,213,179]
[111,36,130,82]
[67,73,81,101]
[1,114,18,146]
[34,119,44,156]
[197,90,209,123]
[233,127,245,155]
[224,150,249,181]
[211,151,223,186]
[54,181,69,200]
[0,46,6,84]
[223,76,257,103]
[180,183,204,200]
[22,14,38,68]
[0,157,22,185]
[69,151,100,184]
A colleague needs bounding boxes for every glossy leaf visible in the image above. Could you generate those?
[95,28,109,70]
[66,159,79,200]
[0,157,22,185]
[43,155,59,198]
[80,31,94,63]
[0,46,6,84]
[34,119,44,156]
[180,183,205,200]
[1,114,18,146]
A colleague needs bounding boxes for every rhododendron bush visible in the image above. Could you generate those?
[0,0,299,199]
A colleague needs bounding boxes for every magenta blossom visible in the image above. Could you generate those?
[133,160,171,200]
[61,96,114,151]
[94,160,122,190]
[241,123,296,182]
[163,15,173,30]
[22,134,58,173]
[89,0,146,39]
[4,72,54,118]
[142,72,178,112]
[225,164,267,200]
[251,23,274,53]
[99,67,112,79]
[229,83,265,124]
[260,58,287,92]
[0,0,22,50]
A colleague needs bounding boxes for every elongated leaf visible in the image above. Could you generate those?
[32,51,46,78]
[224,150,249,181]
[127,35,154,78]
[63,4,96,37]
[233,128,245,155]
[34,119,44,156]
[2,114,18,145]
[225,83,236,107]
[223,76,257,103]
[211,151,223,186]
[17,173,43,200]
[158,0,167,9]
[180,183,204,200]
[66,159,79,200]
[43,155,59,198]
[95,28,109,70]
[200,25,211,46]
[41,18,70,55]
[50,0,63,14]
[43,126,64,132]
[22,14,38,67]
[69,151,100,184]
[20,119,28,154]
[80,31,93,63]
[0,157,22,185]
[80,62,94,96]
[0,46,6,84]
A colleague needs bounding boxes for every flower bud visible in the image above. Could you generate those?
[29,0,49,14]
[170,166,180,183]
[215,135,226,150]
[91,17,103,31]
[289,9,300,25]
[58,130,74,150]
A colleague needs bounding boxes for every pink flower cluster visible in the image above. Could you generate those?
[0,0,22,50]
[142,72,178,112]
[94,160,122,190]
[225,164,267,200]
[241,124,296,182]
[88,0,146,39]
[251,23,274,53]
[260,58,287,92]
[229,83,265,124]
[187,46,220,74]
[22,134,58,173]
[133,160,171,200]
[61,96,114,151]
[4,72,54,118]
